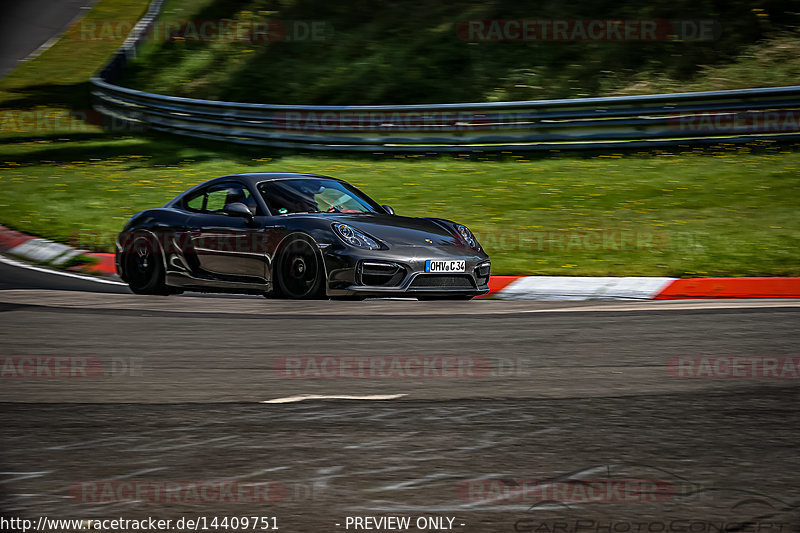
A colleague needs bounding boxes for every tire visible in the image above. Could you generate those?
[273,235,326,299]
[123,234,172,295]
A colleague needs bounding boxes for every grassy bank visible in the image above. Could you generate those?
[0,0,798,277]
[119,0,800,105]
[0,0,149,110]
[1,133,798,276]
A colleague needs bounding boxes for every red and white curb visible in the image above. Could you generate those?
[0,225,117,277]
[2,225,799,299]
[485,275,800,300]
[488,275,674,300]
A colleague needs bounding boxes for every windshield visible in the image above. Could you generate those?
[258,178,382,215]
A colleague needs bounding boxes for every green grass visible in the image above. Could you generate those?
[1,133,799,277]
[1,0,799,277]
[0,0,150,109]
[611,32,800,96]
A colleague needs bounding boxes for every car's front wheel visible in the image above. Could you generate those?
[273,235,326,299]
[123,234,173,295]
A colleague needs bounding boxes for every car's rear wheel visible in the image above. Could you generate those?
[123,234,173,295]
[274,235,326,299]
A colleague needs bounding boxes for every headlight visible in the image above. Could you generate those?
[456,224,480,251]
[332,223,379,249]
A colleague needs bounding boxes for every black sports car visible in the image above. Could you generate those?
[116,173,491,300]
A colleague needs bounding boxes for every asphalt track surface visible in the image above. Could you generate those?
[1,257,800,532]
[2,4,798,531]
[0,0,95,77]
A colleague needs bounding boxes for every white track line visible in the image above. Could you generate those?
[0,254,125,285]
[261,394,408,404]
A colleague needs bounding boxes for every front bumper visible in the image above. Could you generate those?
[322,244,491,297]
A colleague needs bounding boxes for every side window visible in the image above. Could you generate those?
[182,182,260,215]
[185,190,205,211]
[206,182,260,215]
[205,188,229,212]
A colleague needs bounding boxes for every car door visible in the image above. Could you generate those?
[186,181,268,284]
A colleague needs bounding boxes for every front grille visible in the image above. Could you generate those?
[410,274,475,289]
[474,262,491,285]
[359,261,406,287]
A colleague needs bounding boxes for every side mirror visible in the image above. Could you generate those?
[223,202,254,221]
[381,205,395,215]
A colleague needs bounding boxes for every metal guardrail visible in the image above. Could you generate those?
[90,0,800,152]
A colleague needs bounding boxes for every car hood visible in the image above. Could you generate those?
[327,213,462,247]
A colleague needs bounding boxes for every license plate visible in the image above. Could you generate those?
[425,260,466,273]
